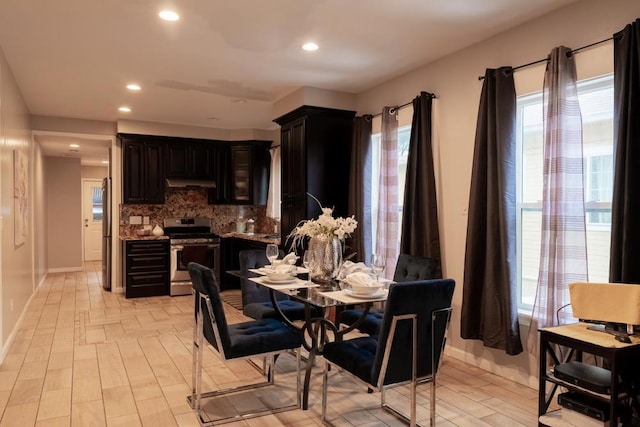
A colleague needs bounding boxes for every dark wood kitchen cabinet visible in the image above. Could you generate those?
[121,136,165,204]
[220,237,269,290]
[166,140,216,179]
[210,141,270,205]
[274,106,355,249]
[120,133,272,206]
[123,240,169,298]
[230,142,270,205]
[208,145,230,204]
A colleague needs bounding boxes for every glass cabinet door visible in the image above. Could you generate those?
[231,148,251,203]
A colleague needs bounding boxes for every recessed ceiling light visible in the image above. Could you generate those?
[119,106,131,113]
[159,10,179,21]
[69,144,80,148]
[126,84,141,91]
[302,42,319,51]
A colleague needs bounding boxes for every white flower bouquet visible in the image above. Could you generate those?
[287,194,358,249]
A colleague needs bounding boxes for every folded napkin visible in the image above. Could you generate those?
[337,261,371,281]
[345,272,374,287]
[274,264,296,273]
[282,252,299,264]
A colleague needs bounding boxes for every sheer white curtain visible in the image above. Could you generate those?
[375,107,400,278]
[527,47,588,351]
[266,145,281,220]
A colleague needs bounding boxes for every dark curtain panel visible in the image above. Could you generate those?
[400,92,442,277]
[610,19,640,284]
[461,67,523,355]
[348,117,372,263]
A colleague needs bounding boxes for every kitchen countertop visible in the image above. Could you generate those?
[119,232,280,244]
[119,235,170,241]
[222,232,280,245]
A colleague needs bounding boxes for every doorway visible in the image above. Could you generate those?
[82,179,103,261]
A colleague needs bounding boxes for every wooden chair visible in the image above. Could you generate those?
[322,279,454,426]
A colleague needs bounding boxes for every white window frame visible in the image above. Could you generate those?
[516,74,614,313]
[370,125,412,251]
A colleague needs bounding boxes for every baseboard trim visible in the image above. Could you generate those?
[47,266,83,273]
[0,278,42,365]
[444,346,538,389]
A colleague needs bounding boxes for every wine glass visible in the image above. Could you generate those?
[302,251,312,284]
[370,254,386,284]
[266,244,279,267]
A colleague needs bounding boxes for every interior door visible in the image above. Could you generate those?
[82,179,103,261]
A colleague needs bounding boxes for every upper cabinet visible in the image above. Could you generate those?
[166,140,215,180]
[274,106,355,243]
[209,141,270,205]
[121,133,271,206]
[121,136,165,204]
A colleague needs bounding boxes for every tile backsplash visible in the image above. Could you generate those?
[119,189,278,238]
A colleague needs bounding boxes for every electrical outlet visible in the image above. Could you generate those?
[143,216,150,225]
[129,215,142,225]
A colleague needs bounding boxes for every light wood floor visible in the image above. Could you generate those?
[0,261,539,426]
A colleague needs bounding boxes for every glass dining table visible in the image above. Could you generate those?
[247,268,389,410]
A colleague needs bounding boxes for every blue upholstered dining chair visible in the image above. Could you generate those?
[239,249,318,321]
[322,279,455,427]
[187,262,302,426]
[338,253,441,335]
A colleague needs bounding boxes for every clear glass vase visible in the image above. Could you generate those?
[308,236,343,283]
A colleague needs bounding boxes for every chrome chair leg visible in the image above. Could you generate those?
[296,347,301,408]
[322,360,329,421]
[193,309,205,417]
[411,315,417,427]
[430,374,436,427]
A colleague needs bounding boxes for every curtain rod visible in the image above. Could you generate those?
[364,92,436,120]
[477,35,617,80]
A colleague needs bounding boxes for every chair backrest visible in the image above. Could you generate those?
[188,262,232,355]
[371,279,455,386]
[393,253,441,282]
[239,249,287,307]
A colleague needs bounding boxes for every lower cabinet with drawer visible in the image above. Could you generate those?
[123,240,169,298]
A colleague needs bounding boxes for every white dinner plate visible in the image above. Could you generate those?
[262,277,297,285]
[343,288,386,299]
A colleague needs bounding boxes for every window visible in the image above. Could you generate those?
[92,186,103,221]
[516,74,614,311]
[370,125,411,250]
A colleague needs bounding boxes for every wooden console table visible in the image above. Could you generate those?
[538,322,640,426]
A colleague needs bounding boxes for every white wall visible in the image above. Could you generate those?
[45,157,82,272]
[356,0,640,387]
[32,143,47,290]
[117,119,278,142]
[0,46,44,358]
[81,165,108,180]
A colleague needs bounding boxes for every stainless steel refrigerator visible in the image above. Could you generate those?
[101,177,112,290]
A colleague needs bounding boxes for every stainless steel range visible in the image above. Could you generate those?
[164,217,221,296]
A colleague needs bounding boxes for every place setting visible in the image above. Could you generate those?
[250,245,309,275]
[319,254,391,303]
[250,245,318,290]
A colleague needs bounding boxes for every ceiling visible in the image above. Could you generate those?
[0,0,578,164]
[33,133,112,167]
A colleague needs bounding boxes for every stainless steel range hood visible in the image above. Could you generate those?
[166,178,217,189]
